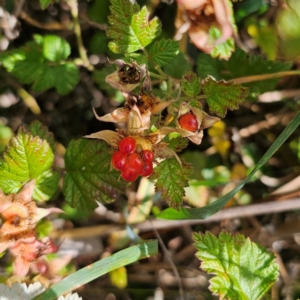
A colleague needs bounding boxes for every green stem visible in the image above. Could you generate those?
[67,0,94,71]
[149,71,167,80]
[142,48,168,79]
[233,70,300,85]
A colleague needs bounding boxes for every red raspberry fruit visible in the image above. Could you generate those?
[178,113,198,132]
[119,137,136,153]
[141,150,154,163]
[112,151,127,171]
[139,161,153,177]
[126,153,143,173]
[122,166,139,182]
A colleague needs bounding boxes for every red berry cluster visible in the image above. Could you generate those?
[179,112,198,132]
[112,137,154,182]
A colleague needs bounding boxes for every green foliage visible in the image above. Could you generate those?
[203,76,249,117]
[39,0,55,10]
[197,47,292,98]
[107,0,161,53]
[0,126,58,201]
[27,120,56,152]
[0,35,79,95]
[164,52,192,78]
[148,39,179,67]
[181,71,201,97]
[63,139,128,211]
[0,125,13,153]
[193,231,279,300]
[208,26,235,60]
[166,137,189,153]
[150,158,193,210]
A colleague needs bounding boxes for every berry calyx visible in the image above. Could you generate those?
[112,151,127,171]
[141,150,154,163]
[139,161,153,177]
[122,166,139,182]
[119,137,136,153]
[126,153,143,173]
[178,113,198,132]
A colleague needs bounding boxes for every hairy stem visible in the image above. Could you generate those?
[67,0,94,71]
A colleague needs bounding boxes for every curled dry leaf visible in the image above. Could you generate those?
[175,0,235,55]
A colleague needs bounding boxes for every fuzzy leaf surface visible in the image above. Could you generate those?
[107,0,161,53]
[193,231,279,300]
[148,39,179,66]
[203,76,249,117]
[0,36,79,95]
[150,158,192,209]
[166,137,189,153]
[63,139,128,211]
[0,127,58,200]
[181,71,201,97]
[197,47,292,98]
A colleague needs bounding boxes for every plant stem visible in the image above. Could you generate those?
[149,71,167,80]
[142,48,169,79]
[67,0,94,71]
[17,88,41,115]
[233,70,300,84]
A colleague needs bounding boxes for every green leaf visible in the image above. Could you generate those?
[63,139,128,211]
[34,170,60,201]
[27,120,56,152]
[39,0,55,9]
[193,231,279,300]
[148,39,179,67]
[197,47,292,98]
[209,26,235,60]
[157,111,300,219]
[164,52,192,79]
[88,0,111,24]
[0,126,58,200]
[42,35,71,62]
[203,76,249,117]
[0,36,79,95]
[181,71,201,97]
[124,52,148,65]
[32,240,158,300]
[150,158,193,210]
[107,0,161,53]
[166,137,189,153]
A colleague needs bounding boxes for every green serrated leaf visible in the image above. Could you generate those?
[42,35,71,62]
[197,47,292,98]
[181,71,201,97]
[150,158,193,209]
[203,76,249,117]
[164,52,192,79]
[34,170,60,201]
[0,36,79,95]
[193,231,279,300]
[107,0,161,53]
[0,127,57,200]
[166,137,189,153]
[148,38,179,67]
[27,120,56,152]
[124,53,148,65]
[209,26,235,60]
[63,139,128,211]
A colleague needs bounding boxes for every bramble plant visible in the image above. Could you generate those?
[0,0,299,299]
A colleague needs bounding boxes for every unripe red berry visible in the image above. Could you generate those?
[126,152,143,173]
[139,161,153,177]
[178,113,198,132]
[119,137,136,153]
[112,151,127,171]
[122,166,139,182]
[141,150,154,163]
